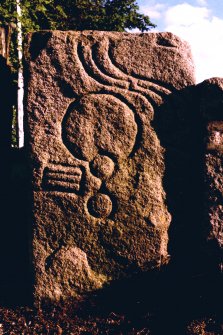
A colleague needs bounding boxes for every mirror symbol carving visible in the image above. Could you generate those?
[43,38,169,219]
[60,93,138,218]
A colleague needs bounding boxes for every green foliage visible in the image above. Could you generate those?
[0,0,64,32]
[54,0,156,32]
[0,0,155,33]
[0,0,16,27]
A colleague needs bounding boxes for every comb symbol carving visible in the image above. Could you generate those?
[43,164,82,193]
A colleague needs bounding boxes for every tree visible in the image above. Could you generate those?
[0,0,156,34]
[16,0,24,148]
[54,0,156,32]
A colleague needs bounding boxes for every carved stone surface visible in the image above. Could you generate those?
[25,31,195,302]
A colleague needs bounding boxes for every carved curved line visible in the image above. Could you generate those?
[77,42,128,89]
[137,80,171,96]
[92,42,130,86]
[78,41,170,106]
[97,185,118,220]
[129,84,164,107]
[96,39,172,102]
[77,42,108,87]
[94,39,168,99]
[99,88,153,117]
[98,89,152,157]
[92,41,170,103]
[77,42,156,111]
[108,42,175,92]
[95,92,139,159]
[77,41,167,120]
[77,90,143,158]
[93,40,129,81]
[134,78,172,95]
[61,98,89,162]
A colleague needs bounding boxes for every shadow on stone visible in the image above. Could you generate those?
[0,56,32,306]
[153,85,206,276]
[0,150,33,307]
[37,267,222,335]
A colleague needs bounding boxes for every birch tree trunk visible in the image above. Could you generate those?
[0,27,7,58]
[16,0,24,148]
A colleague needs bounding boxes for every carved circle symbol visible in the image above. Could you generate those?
[87,193,113,218]
[91,154,115,179]
[62,94,136,219]
[62,94,138,162]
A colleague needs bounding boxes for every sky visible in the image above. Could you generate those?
[137,0,223,83]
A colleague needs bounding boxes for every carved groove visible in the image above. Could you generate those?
[43,165,82,193]
[108,41,175,92]
[78,43,128,89]
[91,43,129,86]
[77,43,111,87]
[77,41,171,111]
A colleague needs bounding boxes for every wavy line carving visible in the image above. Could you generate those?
[77,39,172,111]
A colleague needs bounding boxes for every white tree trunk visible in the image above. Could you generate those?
[0,27,7,58]
[16,0,24,148]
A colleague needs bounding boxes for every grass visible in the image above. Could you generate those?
[0,269,222,335]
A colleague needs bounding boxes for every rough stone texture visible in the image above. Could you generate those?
[25,31,195,303]
[197,78,223,270]
[147,77,223,280]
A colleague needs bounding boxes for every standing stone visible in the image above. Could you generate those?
[198,78,223,271]
[25,31,195,303]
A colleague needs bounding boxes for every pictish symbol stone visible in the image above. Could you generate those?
[25,30,195,303]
